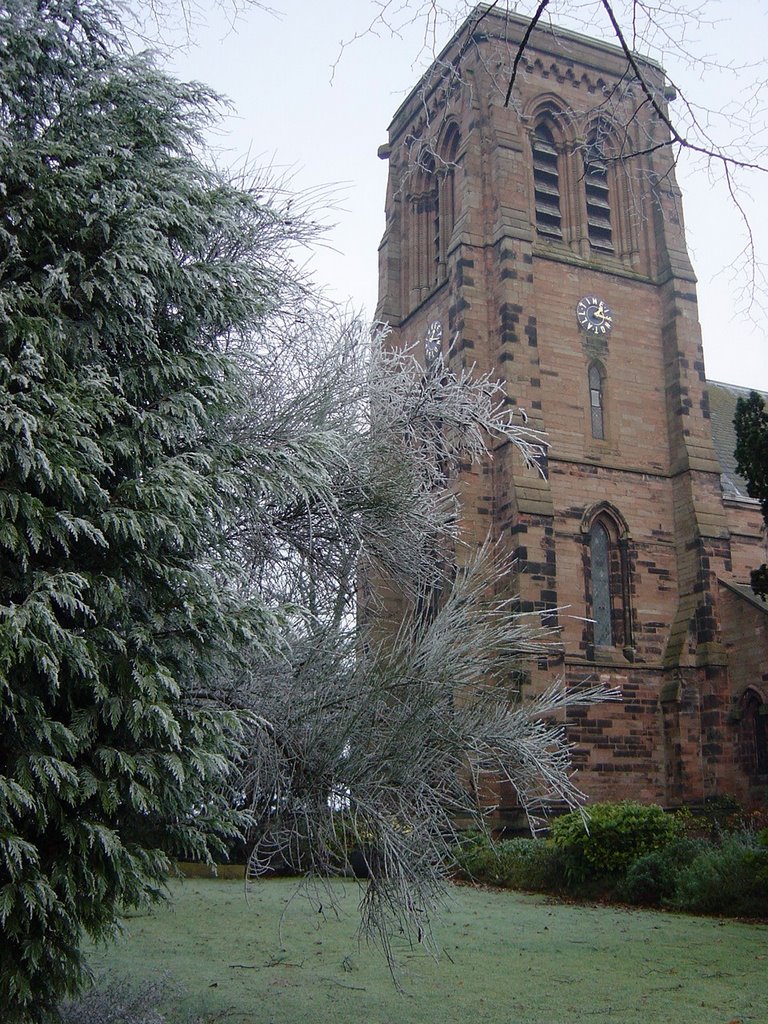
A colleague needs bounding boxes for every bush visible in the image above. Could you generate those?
[550,801,681,881]
[453,831,505,884]
[58,975,176,1024]
[619,838,706,906]
[453,833,565,892]
[672,832,768,917]
[675,795,750,838]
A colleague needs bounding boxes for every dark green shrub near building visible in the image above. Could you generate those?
[671,832,768,917]
[548,801,681,882]
[618,838,706,906]
[451,805,768,919]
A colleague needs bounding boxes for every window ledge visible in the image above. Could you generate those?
[584,644,635,667]
[532,244,652,283]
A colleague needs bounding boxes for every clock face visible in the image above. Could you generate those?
[576,295,613,335]
[424,320,442,367]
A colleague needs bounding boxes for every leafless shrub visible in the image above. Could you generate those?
[58,975,177,1024]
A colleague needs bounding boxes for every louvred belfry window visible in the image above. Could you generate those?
[532,124,562,240]
[438,123,461,263]
[585,129,613,251]
[410,153,439,292]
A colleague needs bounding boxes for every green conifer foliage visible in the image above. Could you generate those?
[0,2,293,1017]
[734,391,768,598]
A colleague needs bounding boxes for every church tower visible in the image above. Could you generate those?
[375,7,764,812]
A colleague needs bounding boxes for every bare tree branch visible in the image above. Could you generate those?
[503,0,550,106]
[596,0,768,174]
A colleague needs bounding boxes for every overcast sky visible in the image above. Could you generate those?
[162,0,768,390]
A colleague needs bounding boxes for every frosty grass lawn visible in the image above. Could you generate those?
[94,877,767,1024]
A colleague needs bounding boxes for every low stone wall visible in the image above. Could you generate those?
[176,862,246,880]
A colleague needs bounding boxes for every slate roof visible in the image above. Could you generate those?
[719,577,768,613]
[706,379,766,500]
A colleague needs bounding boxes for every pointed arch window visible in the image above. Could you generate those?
[585,127,613,252]
[589,361,606,440]
[438,123,461,265]
[590,521,613,646]
[532,123,562,240]
[409,153,438,293]
[583,506,633,655]
[740,689,768,776]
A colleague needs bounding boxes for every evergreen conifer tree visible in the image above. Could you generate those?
[0,2,309,1016]
[734,391,768,598]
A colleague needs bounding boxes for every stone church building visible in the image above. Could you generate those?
[374,6,768,812]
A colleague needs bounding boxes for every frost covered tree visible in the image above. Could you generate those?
[233,336,616,963]
[0,1,613,1018]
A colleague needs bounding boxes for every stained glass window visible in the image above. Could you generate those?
[590,521,612,646]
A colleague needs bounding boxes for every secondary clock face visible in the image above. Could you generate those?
[576,295,614,335]
[424,320,442,367]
